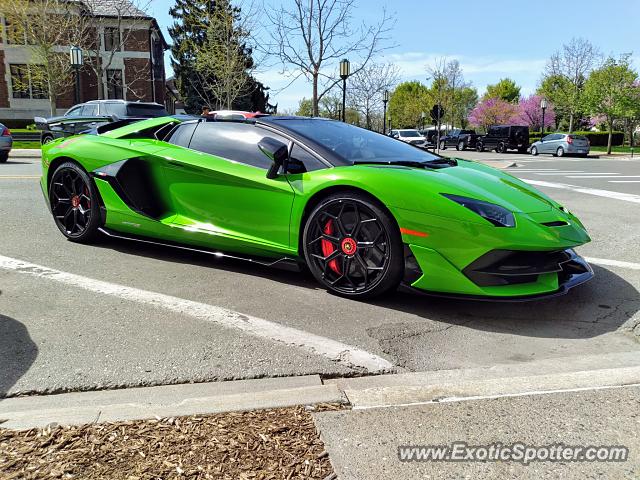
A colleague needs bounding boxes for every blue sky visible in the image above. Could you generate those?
[149,0,640,110]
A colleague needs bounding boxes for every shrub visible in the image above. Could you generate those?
[529,131,624,146]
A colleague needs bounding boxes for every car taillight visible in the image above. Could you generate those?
[1,128,10,137]
[566,135,573,144]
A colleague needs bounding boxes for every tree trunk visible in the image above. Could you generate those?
[568,113,574,133]
[312,73,319,117]
[607,121,613,155]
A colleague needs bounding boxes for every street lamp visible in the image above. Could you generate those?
[382,89,389,134]
[70,46,83,105]
[339,58,350,122]
[540,97,548,137]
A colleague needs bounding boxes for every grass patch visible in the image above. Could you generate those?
[11,141,41,150]
[590,145,638,154]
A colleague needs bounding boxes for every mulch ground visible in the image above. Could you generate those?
[0,406,339,479]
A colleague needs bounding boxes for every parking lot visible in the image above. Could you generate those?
[1,151,639,398]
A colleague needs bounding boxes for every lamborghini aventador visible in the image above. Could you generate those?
[41,115,593,300]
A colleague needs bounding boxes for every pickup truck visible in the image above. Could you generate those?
[438,129,479,151]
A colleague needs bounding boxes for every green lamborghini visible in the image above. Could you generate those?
[41,115,593,300]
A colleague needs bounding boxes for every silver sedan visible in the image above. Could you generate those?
[530,133,590,157]
[0,123,12,163]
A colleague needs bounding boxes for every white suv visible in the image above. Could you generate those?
[390,129,427,147]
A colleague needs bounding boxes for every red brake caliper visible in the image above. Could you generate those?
[321,219,342,274]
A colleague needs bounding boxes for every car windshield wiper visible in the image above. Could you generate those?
[354,158,457,169]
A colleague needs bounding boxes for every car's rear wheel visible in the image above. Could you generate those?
[457,141,465,151]
[302,192,404,299]
[41,135,54,145]
[476,142,484,152]
[0,151,8,163]
[497,142,506,153]
[439,140,446,150]
[49,162,101,243]
[556,146,565,157]
[531,146,539,156]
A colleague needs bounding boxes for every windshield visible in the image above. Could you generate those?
[274,119,443,164]
[127,104,168,117]
[399,130,421,137]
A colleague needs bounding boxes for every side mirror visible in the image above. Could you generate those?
[259,136,289,179]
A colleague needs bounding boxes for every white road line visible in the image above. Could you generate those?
[609,181,640,183]
[585,257,640,271]
[0,255,394,373]
[531,172,585,175]
[520,179,640,204]
[566,175,640,179]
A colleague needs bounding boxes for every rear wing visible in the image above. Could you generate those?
[100,116,187,140]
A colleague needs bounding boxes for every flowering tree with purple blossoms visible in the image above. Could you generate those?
[468,97,519,130]
[516,95,556,131]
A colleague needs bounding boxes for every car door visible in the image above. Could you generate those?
[160,122,296,254]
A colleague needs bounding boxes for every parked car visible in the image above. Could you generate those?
[390,129,427,147]
[35,100,168,144]
[40,115,593,300]
[419,130,445,147]
[530,133,590,157]
[0,123,12,163]
[477,125,529,153]
[210,110,270,120]
[439,129,479,151]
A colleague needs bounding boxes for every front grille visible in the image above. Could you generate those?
[463,250,573,287]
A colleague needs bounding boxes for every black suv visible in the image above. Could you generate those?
[35,100,168,144]
[476,125,529,153]
[439,129,479,151]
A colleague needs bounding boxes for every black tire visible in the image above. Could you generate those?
[476,142,484,152]
[456,141,465,151]
[41,135,55,145]
[302,192,404,299]
[496,142,506,153]
[530,146,538,156]
[439,140,446,150]
[556,147,565,157]
[518,147,527,154]
[0,151,8,163]
[49,161,101,243]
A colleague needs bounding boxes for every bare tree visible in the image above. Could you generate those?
[81,0,153,99]
[546,37,602,132]
[0,0,89,115]
[192,0,260,109]
[347,62,399,130]
[265,0,394,116]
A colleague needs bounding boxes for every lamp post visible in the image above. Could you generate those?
[382,89,389,134]
[540,97,548,137]
[339,58,350,122]
[70,46,83,105]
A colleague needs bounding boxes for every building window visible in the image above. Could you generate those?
[152,40,164,78]
[106,69,124,99]
[9,64,47,99]
[104,27,121,51]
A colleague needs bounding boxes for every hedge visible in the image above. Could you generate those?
[529,131,624,146]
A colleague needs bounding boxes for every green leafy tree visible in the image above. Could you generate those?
[582,55,638,154]
[295,98,314,117]
[455,87,479,128]
[388,81,433,129]
[537,74,573,129]
[483,78,521,103]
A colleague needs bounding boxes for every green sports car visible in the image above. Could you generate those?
[41,115,593,300]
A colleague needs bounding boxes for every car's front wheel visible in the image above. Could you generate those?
[439,141,446,150]
[302,192,404,299]
[457,141,465,151]
[477,142,484,152]
[49,162,101,243]
[531,146,539,156]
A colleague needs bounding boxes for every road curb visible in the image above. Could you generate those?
[2,352,639,431]
[326,351,640,409]
[0,375,346,430]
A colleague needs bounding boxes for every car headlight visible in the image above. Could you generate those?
[442,194,515,227]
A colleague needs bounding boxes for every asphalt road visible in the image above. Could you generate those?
[1,152,639,397]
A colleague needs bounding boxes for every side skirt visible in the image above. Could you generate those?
[98,227,303,272]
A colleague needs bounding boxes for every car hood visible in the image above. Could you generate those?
[353,160,558,214]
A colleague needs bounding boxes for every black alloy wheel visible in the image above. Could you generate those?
[49,162,101,242]
[303,192,404,299]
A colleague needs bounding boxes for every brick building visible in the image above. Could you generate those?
[0,0,167,125]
